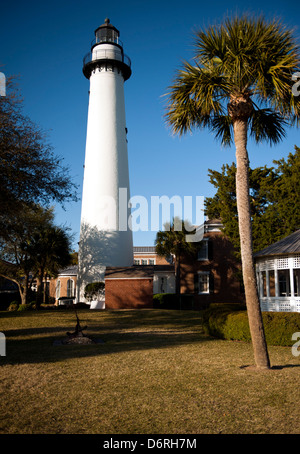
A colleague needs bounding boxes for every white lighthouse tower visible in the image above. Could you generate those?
[77,18,133,303]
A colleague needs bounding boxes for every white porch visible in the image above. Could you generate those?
[256,254,300,313]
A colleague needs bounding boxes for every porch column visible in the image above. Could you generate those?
[258,269,263,298]
[274,267,279,297]
[266,269,270,297]
[289,258,295,298]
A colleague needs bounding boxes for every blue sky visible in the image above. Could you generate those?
[1,0,299,249]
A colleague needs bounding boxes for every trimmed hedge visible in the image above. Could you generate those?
[203,303,300,347]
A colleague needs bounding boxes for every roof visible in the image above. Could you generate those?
[58,265,78,276]
[133,246,156,253]
[105,265,174,279]
[254,230,300,258]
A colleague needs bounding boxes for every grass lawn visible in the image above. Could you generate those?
[0,308,299,434]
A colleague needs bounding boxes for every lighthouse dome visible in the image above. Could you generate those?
[95,18,120,46]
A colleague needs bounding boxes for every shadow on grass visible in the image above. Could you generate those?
[240,364,300,370]
[2,331,214,366]
[0,309,215,365]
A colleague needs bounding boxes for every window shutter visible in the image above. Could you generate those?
[194,274,199,294]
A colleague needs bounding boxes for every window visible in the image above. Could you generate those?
[149,259,155,265]
[134,259,140,265]
[141,259,148,265]
[56,280,61,299]
[198,272,210,294]
[67,279,75,298]
[197,239,209,261]
[279,270,288,296]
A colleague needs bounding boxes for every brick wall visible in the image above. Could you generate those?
[105,278,153,309]
[180,232,245,308]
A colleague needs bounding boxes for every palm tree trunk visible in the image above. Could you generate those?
[234,119,271,370]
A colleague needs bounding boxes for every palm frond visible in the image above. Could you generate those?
[249,108,287,145]
[165,14,300,143]
[210,115,233,147]
[164,61,230,135]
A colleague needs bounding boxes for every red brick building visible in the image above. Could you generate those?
[104,220,244,310]
[104,265,174,309]
[47,219,244,309]
[180,220,244,308]
[49,265,77,305]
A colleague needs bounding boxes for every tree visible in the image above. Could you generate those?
[0,77,78,228]
[164,15,300,369]
[31,222,73,307]
[155,217,198,295]
[84,282,105,302]
[205,146,300,255]
[0,204,52,305]
[0,204,72,306]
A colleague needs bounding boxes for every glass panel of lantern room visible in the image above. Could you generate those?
[96,27,118,44]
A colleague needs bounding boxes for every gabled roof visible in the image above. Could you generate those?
[254,230,300,258]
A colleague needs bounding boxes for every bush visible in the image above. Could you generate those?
[202,303,300,346]
[17,302,36,311]
[84,282,105,302]
[8,301,19,311]
[262,312,300,346]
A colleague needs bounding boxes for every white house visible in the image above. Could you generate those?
[255,230,300,312]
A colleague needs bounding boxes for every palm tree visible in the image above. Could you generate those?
[33,224,72,307]
[155,217,198,295]
[164,15,300,369]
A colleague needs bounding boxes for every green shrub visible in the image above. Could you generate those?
[262,312,300,346]
[202,303,246,337]
[17,302,36,311]
[84,282,105,302]
[203,303,300,346]
[7,301,19,311]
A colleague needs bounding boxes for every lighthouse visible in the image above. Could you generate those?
[77,18,133,304]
